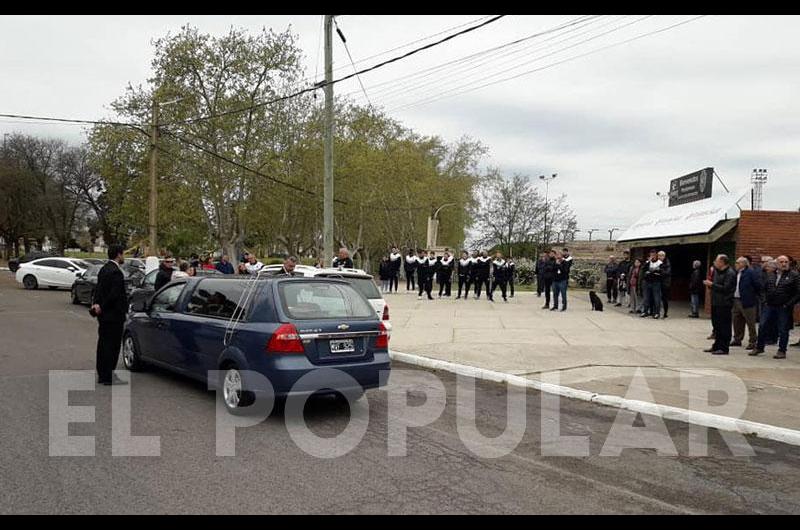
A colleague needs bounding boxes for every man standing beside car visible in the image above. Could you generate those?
[154,256,176,291]
[91,245,129,386]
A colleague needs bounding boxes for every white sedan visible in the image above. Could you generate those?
[15,258,90,291]
[261,265,392,330]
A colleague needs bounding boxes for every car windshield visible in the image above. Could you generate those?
[71,260,91,269]
[279,282,375,321]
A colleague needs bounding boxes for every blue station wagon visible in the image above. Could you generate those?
[123,277,391,414]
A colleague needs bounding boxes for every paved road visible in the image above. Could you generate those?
[1,274,799,515]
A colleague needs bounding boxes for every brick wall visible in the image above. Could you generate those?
[736,211,800,262]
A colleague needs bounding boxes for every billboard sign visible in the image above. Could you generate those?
[669,168,714,207]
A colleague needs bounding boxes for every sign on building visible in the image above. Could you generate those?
[669,168,714,207]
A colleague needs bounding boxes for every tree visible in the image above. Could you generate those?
[473,172,546,254]
[2,135,85,255]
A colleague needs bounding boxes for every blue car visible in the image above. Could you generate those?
[123,277,391,415]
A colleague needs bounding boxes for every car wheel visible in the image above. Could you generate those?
[122,334,146,373]
[22,275,38,291]
[71,288,81,305]
[220,366,256,416]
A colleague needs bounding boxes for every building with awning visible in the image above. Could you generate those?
[619,188,800,303]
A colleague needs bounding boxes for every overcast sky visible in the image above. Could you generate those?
[1,14,798,237]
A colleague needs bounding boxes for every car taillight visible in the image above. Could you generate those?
[382,304,390,321]
[266,324,305,355]
[375,322,390,350]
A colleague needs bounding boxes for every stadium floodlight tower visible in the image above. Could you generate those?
[751,169,768,211]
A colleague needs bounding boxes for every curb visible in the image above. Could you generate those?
[390,351,800,448]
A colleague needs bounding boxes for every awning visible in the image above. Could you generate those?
[622,219,739,249]
[619,189,749,244]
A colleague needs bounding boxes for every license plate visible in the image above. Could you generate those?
[330,339,356,355]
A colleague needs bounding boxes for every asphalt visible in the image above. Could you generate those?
[1,273,799,515]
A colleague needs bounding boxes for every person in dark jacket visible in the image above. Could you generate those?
[91,245,129,386]
[154,256,176,292]
[404,250,418,292]
[658,251,673,319]
[753,256,800,359]
[489,252,510,303]
[437,252,454,298]
[642,250,663,319]
[332,248,355,269]
[731,257,762,350]
[604,256,619,305]
[535,255,548,298]
[689,260,704,318]
[456,252,472,300]
[551,251,569,312]
[703,255,737,355]
[473,251,492,301]
[416,250,434,301]
[215,255,235,275]
[388,248,402,294]
[379,256,392,293]
[541,251,556,310]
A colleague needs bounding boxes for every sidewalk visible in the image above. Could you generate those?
[387,289,800,433]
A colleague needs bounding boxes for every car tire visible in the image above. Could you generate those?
[22,275,38,291]
[220,366,257,416]
[122,333,146,373]
[71,288,81,305]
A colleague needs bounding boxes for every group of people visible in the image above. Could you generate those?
[381,248,518,303]
[534,248,575,312]
[600,249,800,359]
[704,254,799,359]
[600,250,675,319]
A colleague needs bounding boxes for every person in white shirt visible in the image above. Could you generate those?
[244,255,264,275]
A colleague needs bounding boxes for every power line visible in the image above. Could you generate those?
[333,18,373,108]
[343,15,602,99]
[0,112,140,128]
[383,15,654,110]
[391,15,708,112]
[319,15,495,80]
[165,15,509,127]
[364,15,626,106]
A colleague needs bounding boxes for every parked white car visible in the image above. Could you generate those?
[262,265,392,329]
[15,258,90,291]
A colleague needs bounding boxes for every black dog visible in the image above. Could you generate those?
[589,291,604,312]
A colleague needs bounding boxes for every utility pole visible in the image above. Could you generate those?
[323,15,335,265]
[587,229,599,242]
[608,228,620,242]
[148,98,159,256]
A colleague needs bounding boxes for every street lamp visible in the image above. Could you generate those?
[539,173,558,246]
[428,203,457,250]
[656,192,669,208]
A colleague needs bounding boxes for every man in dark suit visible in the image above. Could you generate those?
[91,245,129,386]
[704,255,737,356]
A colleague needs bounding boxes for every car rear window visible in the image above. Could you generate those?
[279,281,375,321]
